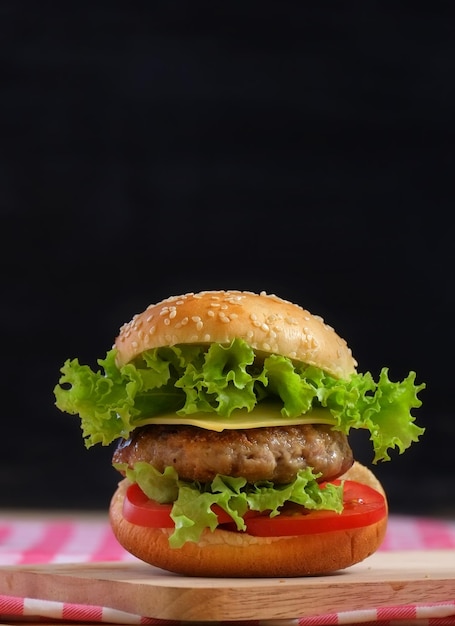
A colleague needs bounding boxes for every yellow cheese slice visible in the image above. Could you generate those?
[142,405,335,432]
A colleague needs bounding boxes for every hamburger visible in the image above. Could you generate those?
[54,290,425,577]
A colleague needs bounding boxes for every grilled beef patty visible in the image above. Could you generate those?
[113,423,353,484]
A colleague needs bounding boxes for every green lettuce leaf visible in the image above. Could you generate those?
[54,338,425,461]
[116,462,343,548]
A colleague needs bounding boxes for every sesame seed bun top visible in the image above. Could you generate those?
[114,290,357,379]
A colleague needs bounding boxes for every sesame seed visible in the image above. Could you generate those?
[131,341,138,348]
[149,326,156,335]
[146,314,154,323]
[164,318,170,326]
[285,316,299,325]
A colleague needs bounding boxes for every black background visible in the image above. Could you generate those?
[2,3,454,516]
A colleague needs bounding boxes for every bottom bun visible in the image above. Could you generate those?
[109,462,388,577]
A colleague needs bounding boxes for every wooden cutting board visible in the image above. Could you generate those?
[1,550,454,622]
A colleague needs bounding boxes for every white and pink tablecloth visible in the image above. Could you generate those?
[1,512,454,625]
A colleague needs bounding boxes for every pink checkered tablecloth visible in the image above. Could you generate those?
[0,512,454,624]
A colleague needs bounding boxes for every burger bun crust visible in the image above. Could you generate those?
[109,462,387,577]
[114,290,357,379]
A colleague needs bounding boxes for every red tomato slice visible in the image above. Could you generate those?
[122,483,234,527]
[123,480,386,536]
[243,481,386,537]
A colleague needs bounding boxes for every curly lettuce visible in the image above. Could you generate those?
[54,337,425,463]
